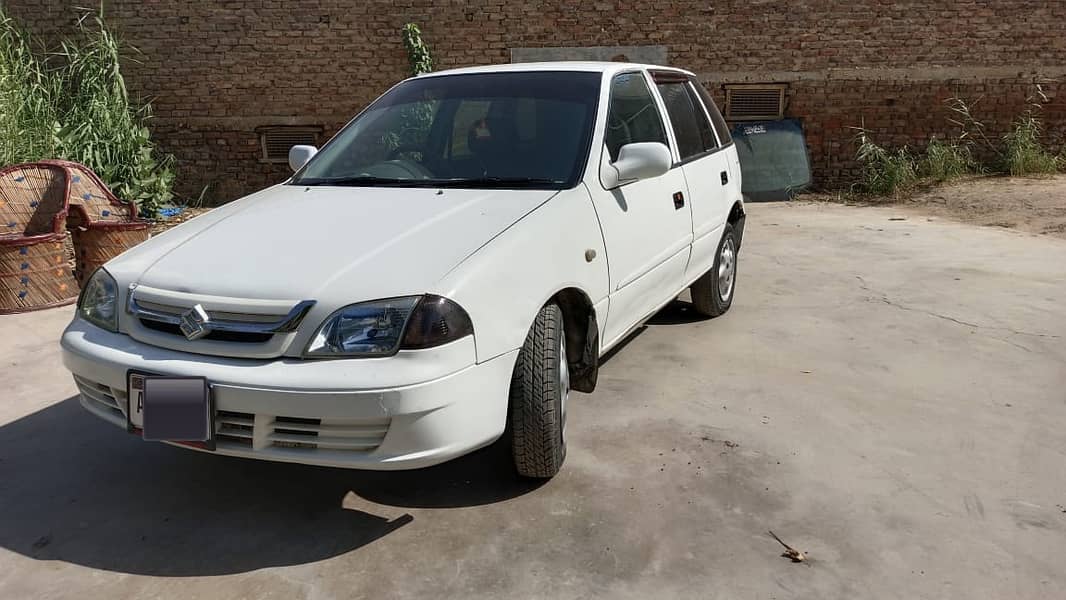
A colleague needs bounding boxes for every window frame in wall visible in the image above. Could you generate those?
[722,83,788,122]
[257,126,324,163]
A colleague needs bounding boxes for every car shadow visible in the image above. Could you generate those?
[0,397,543,576]
[598,299,710,366]
[644,298,712,326]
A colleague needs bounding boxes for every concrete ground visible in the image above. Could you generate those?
[2,202,1065,599]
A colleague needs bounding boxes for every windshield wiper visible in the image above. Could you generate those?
[295,176,409,187]
[431,177,563,188]
[295,175,564,189]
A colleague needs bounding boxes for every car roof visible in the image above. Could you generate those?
[416,61,695,79]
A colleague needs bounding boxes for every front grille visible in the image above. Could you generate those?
[139,318,273,343]
[126,288,315,356]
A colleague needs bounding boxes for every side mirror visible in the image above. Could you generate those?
[602,142,672,188]
[288,145,318,172]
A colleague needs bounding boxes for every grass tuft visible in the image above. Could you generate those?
[853,127,918,196]
[918,137,977,183]
[1002,113,1060,177]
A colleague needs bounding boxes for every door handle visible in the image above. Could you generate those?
[720,171,729,185]
[673,191,685,209]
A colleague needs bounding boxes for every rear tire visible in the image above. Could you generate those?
[691,223,738,317]
[508,303,568,479]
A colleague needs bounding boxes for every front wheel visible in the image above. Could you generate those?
[691,223,738,317]
[508,303,568,479]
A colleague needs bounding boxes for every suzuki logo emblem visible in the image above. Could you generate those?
[179,304,211,341]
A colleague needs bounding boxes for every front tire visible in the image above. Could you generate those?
[508,303,568,479]
[691,223,738,317]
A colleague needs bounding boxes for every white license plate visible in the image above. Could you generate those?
[127,372,214,445]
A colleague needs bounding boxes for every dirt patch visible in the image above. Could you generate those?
[807,175,1066,239]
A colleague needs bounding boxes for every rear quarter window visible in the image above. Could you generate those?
[656,80,718,159]
[692,81,733,146]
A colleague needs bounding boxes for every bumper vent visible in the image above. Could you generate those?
[214,411,390,453]
[74,374,125,422]
[73,375,390,456]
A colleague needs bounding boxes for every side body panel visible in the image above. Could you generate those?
[431,186,610,364]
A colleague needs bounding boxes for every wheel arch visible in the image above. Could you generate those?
[728,200,746,250]
[550,287,599,393]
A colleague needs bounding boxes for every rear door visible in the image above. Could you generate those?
[652,73,734,280]
[589,70,693,347]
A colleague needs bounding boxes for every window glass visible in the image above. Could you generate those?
[605,73,667,162]
[685,83,720,150]
[450,100,492,158]
[692,81,733,146]
[293,71,601,189]
[657,80,716,159]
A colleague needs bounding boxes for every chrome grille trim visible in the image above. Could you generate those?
[127,288,315,336]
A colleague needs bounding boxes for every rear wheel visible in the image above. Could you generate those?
[691,223,738,317]
[508,303,568,479]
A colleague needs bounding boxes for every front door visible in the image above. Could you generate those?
[588,71,693,348]
[652,74,734,280]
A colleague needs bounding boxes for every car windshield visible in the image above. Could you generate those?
[292,71,602,189]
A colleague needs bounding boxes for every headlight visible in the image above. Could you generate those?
[78,268,118,332]
[304,295,473,357]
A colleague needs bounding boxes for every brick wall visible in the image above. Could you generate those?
[7,1,1065,201]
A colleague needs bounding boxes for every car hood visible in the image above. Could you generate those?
[121,184,557,303]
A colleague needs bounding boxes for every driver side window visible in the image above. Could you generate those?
[605,73,668,162]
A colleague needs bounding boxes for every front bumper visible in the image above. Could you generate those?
[61,318,517,470]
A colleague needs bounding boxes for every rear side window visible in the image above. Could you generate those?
[656,80,718,159]
[691,80,733,146]
[605,73,668,162]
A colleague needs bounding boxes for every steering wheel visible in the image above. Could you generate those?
[387,144,425,161]
[359,158,435,180]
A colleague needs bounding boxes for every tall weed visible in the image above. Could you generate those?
[854,127,918,196]
[918,137,977,182]
[0,7,174,217]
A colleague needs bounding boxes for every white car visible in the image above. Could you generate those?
[62,62,745,478]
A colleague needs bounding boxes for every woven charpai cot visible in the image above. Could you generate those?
[72,220,150,286]
[0,163,79,314]
[58,160,138,227]
[29,160,148,288]
[0,160,150,313]
[0,163,70,237]
[0,233,78,314]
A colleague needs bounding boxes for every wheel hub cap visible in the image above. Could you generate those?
[719,238,736,302]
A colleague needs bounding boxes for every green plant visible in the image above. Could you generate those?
[53,9,174,217]
[946,96,998,158]
[1002,88,1060,176]
[0,6,174,218]
[0,8,61,165]
[918,137,977,182]
[853,126,918,196]
[401,23,433,76]
[1003,115,1059,176]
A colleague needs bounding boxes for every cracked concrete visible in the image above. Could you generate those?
[1,201,1065,599]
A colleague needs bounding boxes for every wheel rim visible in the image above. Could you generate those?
[559,336,570,433]
[718,237,736,303]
